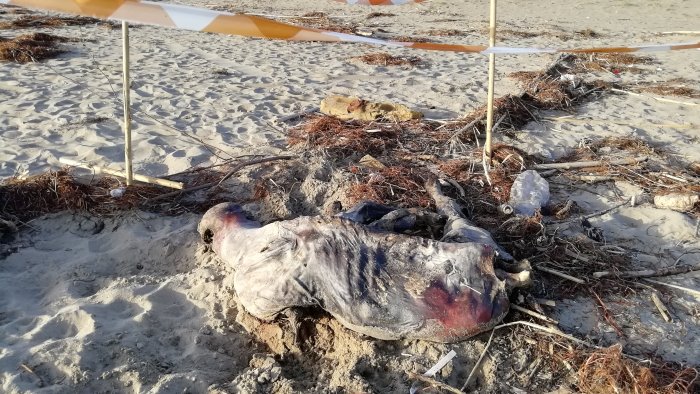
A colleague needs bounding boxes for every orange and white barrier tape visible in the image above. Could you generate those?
[1,0,698,54]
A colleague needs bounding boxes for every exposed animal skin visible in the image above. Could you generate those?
[199,182,528,342]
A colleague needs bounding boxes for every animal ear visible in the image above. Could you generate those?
[202,228,214,244]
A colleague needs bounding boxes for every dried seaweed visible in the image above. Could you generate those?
[576,29,602,38]
[366,12,395,19]
[286,13,357,34]
[352,52,422,66]
[288,114,449,159]
[634,84,700,99]
[0,168,228,222]
[288,115,400,157]
[572,53,654,75]
[421,28,465,37]
[0,32,71,63]
[576,345,698,394]
[0,15,99,29]
[347,166,432,208]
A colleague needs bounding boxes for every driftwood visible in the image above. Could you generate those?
[611,88,699,107]
[643,278,700,298]
[147,155,294,202]
[532,156,648,170]
[581,198,631,220]
[593,263,700,279]
[650,292,672,322]
[408,372,464,394]
[536,266,586,284]
[510,304,559,325]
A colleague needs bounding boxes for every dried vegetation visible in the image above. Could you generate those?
[0,15,100,29]
[366,12,395,19]
[634,82,700,98]
[421,28,465,37]
[577,345,698,393]
[0,32,72,63]
[572,53,654,74]
[0,167,234,223]
[351,52,422,67]
[286,12,357,34]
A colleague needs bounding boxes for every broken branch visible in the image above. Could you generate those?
[147,155,294,202]
[408,372,464,394]
[531,156,647,170]
[650,292,672,322]
[593,263,700,279]
[461,329,495,391]
[643,278,700,298]
[536,266,586,284]
[511,304,559,325]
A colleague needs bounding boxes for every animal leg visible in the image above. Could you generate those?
[336,201,397,224]
[369,208,446,233]
[425,180,514,261]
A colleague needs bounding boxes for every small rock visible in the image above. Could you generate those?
[257,371,271,384]
[654,193,699,212]
[689,161,700,176]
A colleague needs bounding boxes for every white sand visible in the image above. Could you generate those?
[1,0,699,392]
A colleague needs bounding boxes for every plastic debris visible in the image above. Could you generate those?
[498,204,514,215]
[410,350,457,394]
[509,170,550,216]
[109,187,126,198]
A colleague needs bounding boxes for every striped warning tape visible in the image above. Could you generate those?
[1,0,698,54]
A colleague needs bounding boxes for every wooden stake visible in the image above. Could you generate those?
[122,21,134,186]
[59,158,184,190]
[483,0,497,165]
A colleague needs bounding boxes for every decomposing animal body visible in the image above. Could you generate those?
[198,181,529,343]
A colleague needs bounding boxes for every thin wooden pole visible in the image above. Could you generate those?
[59,158,184,189]
[122,21,134,186]
[483,0,497,165]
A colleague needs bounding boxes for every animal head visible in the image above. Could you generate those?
[198,203,259,253]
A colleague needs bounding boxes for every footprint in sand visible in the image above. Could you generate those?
[30,309,94,342]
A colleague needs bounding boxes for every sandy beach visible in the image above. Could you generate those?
[1,0,699,393]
